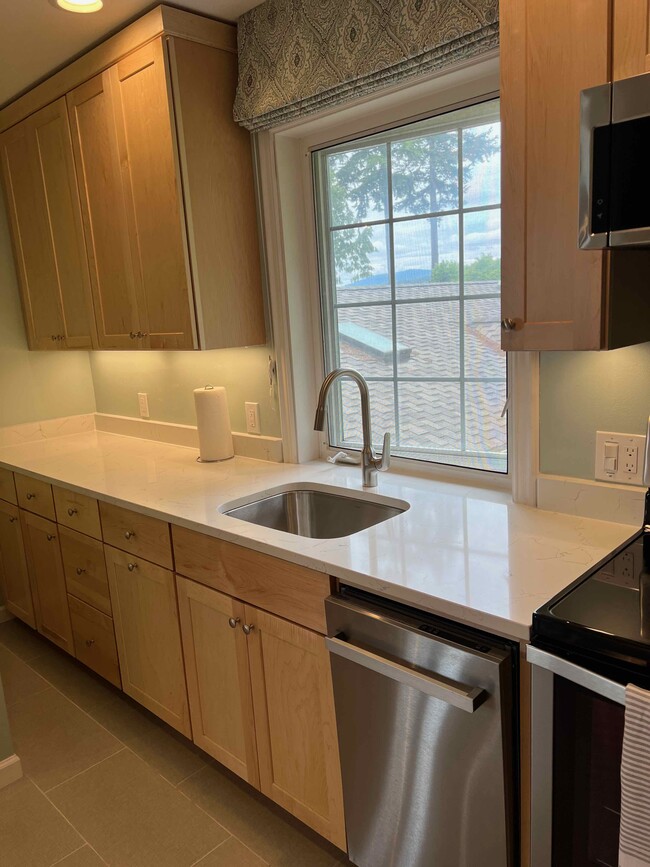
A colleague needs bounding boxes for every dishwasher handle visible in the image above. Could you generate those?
[326,634,488,713]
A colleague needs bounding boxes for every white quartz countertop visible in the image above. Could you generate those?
[0,430,637,640]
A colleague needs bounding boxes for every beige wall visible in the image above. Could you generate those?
[0,199,96,428]
[539,343,650,480]
[90,346,281,437]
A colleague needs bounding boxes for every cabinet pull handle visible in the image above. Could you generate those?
[127,562,137,572]
[501,318,519,331]
[67,507,78,517]
[228,617,240,629]
[124,530,135,540]
[76,567,86,575]
[242,624,254,635]
[51,335,57,341]
[26,493,36,500]
[8,516,17,523]
[46,533,55,541]
[85,639,95,648]
[129,332,138,339]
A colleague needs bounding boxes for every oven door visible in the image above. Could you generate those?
[527,645,626,867]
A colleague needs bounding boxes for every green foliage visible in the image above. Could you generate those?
[430,254,501,284]
[430,259,459,283]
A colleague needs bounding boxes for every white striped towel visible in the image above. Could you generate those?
[619,683,650,867]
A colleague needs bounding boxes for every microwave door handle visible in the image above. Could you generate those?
[526,645,626,705]
[579,82,612,250]
[326,634,487,713]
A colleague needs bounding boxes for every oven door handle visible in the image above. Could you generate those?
[527,645,626,705]
[326,634,487,713]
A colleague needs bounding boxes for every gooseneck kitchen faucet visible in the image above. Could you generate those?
[314,368,390,488]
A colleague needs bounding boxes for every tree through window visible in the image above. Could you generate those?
[313,98,506,473]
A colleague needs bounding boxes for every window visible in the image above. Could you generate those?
[313,98,506,473]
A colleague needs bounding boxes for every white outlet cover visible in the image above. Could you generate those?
[244,401,260,435]
[595,431,646,486]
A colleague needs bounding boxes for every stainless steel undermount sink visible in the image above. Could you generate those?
[222,486,408,539]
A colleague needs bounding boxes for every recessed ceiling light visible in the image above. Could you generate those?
[50,0,104,13]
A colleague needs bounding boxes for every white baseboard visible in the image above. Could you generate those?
[537,474,644,526]
[0,606,13,624]
[0,754,22,790]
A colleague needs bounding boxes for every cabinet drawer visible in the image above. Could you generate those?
[0,468,17,505]
[59,526,111,615]
[14,474,55,520]
[172,526,330,634]
[54,486,101,539]
[100,502,172,569]
[69,595,120,688]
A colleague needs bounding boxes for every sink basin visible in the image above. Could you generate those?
[222,487,407,539]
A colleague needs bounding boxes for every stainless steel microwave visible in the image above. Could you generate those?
[579,71,650,249]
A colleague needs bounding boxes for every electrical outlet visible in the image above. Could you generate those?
[595,431,646,485]
[613,549,638,588]
[245,401,260,435]
[137,392,149,419]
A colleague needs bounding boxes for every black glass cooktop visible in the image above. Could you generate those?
[532,530,650,686]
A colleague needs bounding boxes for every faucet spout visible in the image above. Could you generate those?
[314,368,390,487]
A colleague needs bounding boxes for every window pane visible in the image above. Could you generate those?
[464,297,504,378]
[465,381,507,462]
[391,132,458,217]
[396,301,460,377]
[336,305,394,379]
[339,380,396,449]
[463,210,501,297]
[331,223,391,303]
[462,123,501,208]
[393,215,459,300]
[397,383,461,451]
[327,144,388,226]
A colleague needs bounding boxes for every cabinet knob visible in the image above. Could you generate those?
[85,639,95,648]
[67,507,78,517]
[124,530,135,540]
[8,516,17,523]
[228,617,240,629]
[127,562,137,572]
[76,567,86,576]
[501,318,519,331]
[46,533,55,541]
[26,493,36,500]
[242,624,254,635]
[129,332,138,339]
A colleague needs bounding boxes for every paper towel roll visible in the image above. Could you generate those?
[193,386,234,462]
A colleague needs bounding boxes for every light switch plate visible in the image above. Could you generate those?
[137,392,149,419]
[245,401,260,435]
[595,431,646,485]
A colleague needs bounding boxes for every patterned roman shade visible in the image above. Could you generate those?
[234,0,499,131]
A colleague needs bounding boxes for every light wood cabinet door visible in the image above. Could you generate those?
[109,39,195,350]
[0,501,35,628]
[105,546,190,736]
[176,577,259,786]
[67,72,142,349]
[245,606,346,849]
[0,98,94,350]
[21,512,73,653]
[612,0,650,79]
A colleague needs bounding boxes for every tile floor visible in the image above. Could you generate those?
[0,619,353,867]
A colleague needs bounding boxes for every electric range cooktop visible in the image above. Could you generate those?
[532,530,650,687]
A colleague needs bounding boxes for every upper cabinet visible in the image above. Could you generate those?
[0,98,95,350]
[0,6,266,351]
[500,0,650,351]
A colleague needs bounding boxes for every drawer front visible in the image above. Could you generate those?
[54,486,101,539]
[100,502,172,569]
[172,525,330,634]
[59,526,111,616]
[0,468,17,505]
[69,595,121,688]
[14,473,55,520]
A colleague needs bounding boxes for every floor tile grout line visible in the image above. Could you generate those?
[188,835,232,867]
[229,833,272,866]
[44,746,128,795]
[47,842,88,867]
[5,682,52,709]
[175,765,205,789]
[29,774,110,867]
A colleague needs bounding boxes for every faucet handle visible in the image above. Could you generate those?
[378,432,391,472]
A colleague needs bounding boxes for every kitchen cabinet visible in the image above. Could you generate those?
[0,501,35,628]
[500,0,650,351]
[0,98,95,350]
[68,595,121,689]
[14,473,55,521]
[21,512,73,653]
[0,468,17,505]
[177,577,259,786]
[105,546,190,736]
[245,605,346,850]
[59,526,111,616]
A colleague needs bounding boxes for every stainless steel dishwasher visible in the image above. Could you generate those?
[326,588,518,867]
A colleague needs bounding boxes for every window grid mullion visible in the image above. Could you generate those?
[458,128,466,455]
[386,141,400,450]
[328,201,500,233]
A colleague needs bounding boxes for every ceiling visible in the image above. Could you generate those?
[0,0,264,107]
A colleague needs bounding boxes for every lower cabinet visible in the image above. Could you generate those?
[176,575,346,849]
[21,511,73,653]
[68,595,121,688]
[105,546,191,736]
[0,500,36,627]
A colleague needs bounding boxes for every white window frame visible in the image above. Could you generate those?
[255,52,539,503]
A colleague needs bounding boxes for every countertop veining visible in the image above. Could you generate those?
[0,430,636,640]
